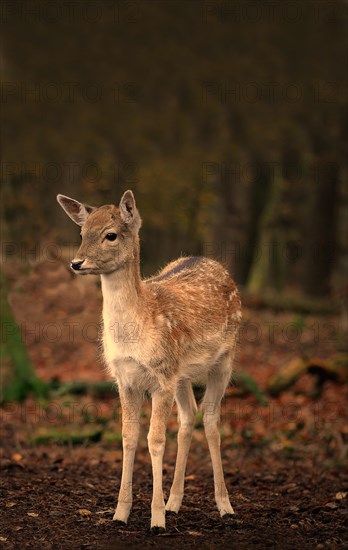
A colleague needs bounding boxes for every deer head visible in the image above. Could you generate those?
[57,190,142,275]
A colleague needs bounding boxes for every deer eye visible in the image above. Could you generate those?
[105,233,117,241]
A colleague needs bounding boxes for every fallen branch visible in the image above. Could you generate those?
[267,355,348,396]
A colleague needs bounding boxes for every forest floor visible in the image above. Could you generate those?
[1,260,347,549]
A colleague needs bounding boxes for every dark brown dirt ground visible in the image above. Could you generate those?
[0,444,347,550]
[1,403,347,550]
[1,436,348,549]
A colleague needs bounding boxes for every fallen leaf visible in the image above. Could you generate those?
[6,502,16,508]
[235,493,250,502]
[11,453,22,462]
[290,505,300,512]
[0,536,8,542]
[335,492,347,500]
[96,518,109,525]
[325,502,338,509]
[27,512,39,517]
[187,531,202,536]
[96,509,114,515]
[78,509,92,516]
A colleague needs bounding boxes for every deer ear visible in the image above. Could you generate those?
[57,194,95,226]
[119,190,140,226]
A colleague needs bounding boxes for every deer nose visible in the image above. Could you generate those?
[71,259,84,270]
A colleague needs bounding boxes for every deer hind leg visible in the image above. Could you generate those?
[148,389,174,531]
[113,386,143,524]
[202,352,235,517]
[166,379,197,514]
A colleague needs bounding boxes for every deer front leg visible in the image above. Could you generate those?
[148,389,174,531]
[113,386,143,524]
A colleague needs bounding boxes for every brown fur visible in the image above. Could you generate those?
[57,190,242,530]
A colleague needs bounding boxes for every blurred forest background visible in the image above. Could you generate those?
[1,0,347,302]
[1,5,348,546]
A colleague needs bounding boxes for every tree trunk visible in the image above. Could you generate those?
[302,161,338,296]
[247,172,286,293]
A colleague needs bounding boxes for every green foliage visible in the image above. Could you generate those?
[50,380,116,399]
[30,427,103,446]
[235,372,268,406]
[1,274,48,402]
[292,314,306,332]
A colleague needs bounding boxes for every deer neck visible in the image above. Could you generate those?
[100,238,144,325]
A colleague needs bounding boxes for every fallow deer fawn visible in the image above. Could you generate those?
[57,190,241,532]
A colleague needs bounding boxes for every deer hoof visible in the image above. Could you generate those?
[150,526,166,535]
